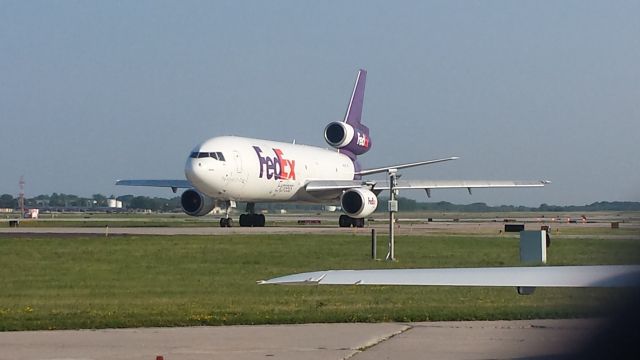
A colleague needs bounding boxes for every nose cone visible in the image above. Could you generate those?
[185,149,212,193]
[184,156,202,188]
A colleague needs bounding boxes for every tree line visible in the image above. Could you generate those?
[0,193,181,212]
[1,193,639,212]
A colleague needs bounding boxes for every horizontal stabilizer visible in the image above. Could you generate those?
[356,157,459,176]
[260,265,640,288]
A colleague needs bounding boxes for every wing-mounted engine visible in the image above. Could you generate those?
[340,188,378,218]
[181,189,215,216]
[324,121,372,157]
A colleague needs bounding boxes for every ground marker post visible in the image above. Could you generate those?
[371,228,377,259]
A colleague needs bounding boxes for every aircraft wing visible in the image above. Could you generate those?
[304,179,548,193]
[115,179,191,189]
[305,180,370,192]
[389,179,549,190]
[260,265,640,288]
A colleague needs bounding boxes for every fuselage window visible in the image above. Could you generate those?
[217,152,225,161]
[197,152,209,158]
[210,152,218,160]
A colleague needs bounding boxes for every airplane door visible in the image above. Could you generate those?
[231,150,248,189]
[233,150,242,173]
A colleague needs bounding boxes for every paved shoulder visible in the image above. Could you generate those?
[0,323,408,360]
[352,319,601,360]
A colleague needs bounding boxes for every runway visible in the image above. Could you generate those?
[1,220,638,238]
[0,319,600,360]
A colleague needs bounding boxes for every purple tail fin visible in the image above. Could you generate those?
[343,69,367,125]
[324,69,372,179]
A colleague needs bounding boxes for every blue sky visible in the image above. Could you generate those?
[1,1,638,206]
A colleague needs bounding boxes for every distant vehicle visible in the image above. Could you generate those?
[117,69,547,227]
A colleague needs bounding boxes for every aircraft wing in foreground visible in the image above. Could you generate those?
[259,265,640,295]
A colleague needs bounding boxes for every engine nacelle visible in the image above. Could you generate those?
[340,188,378,218]
[181,189,216,216]
[324,121,372,156]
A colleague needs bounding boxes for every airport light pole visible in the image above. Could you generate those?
[386,169,398,261]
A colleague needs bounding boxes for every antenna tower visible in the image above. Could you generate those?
[18,176,25,218]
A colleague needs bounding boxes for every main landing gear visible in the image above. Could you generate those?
[239,213,266,227]
[339,214,365,228]
[239,202,266,227]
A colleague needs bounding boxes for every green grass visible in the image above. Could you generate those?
[551,226,639,236]
[0,220,214,228]
[1,234,639,331]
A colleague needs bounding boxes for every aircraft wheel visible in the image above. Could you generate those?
[258,214,266,227]
[355,218,365,228]
[339,215,351,228]
[220,218,233,227]
[239,214,249,227]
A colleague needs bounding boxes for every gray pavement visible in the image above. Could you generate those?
[1,223,638,239]
[0,319,600,360]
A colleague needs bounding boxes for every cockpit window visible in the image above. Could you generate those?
[190,151,226,161]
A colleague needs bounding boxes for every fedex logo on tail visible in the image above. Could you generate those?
[357,132,370,148]
[253,146,296,180]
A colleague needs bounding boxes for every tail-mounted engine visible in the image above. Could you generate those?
[340,188,378,218]
[181,189,215,216]
[324,121,372,157]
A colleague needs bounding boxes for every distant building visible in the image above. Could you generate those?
[25,209,39,219]
[0,208,13,213]
[107,199,124,208]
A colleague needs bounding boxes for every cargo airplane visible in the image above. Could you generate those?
[117,69,548,227]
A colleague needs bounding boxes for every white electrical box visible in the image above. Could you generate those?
[520,230,547,264]
[388,200,398,212]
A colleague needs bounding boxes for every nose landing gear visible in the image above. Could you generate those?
[219,200,234,227]
[220,217,233,227]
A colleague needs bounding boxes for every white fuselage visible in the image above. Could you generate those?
[185,136,355,202]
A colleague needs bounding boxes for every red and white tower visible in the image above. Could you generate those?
[18,175,25,218]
